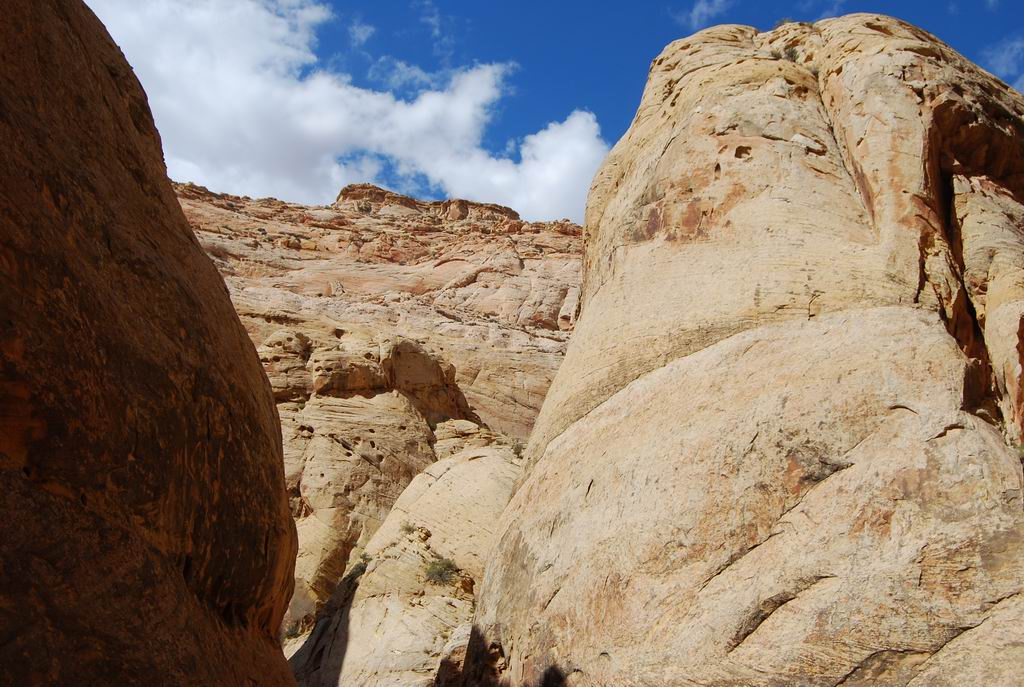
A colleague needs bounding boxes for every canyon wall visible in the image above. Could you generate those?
[290,436,524,687]
[8,5,1020,686]
[468,14,1024,686]
[0,1,296,684]
[177,184,580,648]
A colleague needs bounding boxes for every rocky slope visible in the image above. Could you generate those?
[176,183,581,642]
[0,1,296,684]
[290,430,524,687]
[466,14,1024,686]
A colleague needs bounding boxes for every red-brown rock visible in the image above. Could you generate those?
[0,1,297,684]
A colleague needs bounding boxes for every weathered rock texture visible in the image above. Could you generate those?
[180,182,579,440]
[0,1,296,684]
[469,14,1024,686]
[176,184,579,636]
[290,426,523,687]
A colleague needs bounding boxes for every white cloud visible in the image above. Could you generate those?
[417,0,443,38]
[985,36,1024,75]
[817,0,847,20]
[348,19,375,47]
[368,57,439,91]
[983,36,1024,91]
[676,0,735,31]
[85,0,608,221]
[414,0,455,64]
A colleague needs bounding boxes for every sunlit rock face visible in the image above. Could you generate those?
[0,1,296,684]
[468,14,1024,686]
[178,181,581,642]
[179,181,581,444]
[289,435,524,687]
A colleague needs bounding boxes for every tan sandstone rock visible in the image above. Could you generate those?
[290,439,523,687]
[278,330,477,635]
[178,180,580,440]
[467,14,1024,686]
[177,171,579,639]
[0,1,296,684]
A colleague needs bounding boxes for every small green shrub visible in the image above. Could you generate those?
[784,47,799,62]
[424,557,459,585]
[401,522,416,534]
[511,440,524,459]
[770,49,782,59]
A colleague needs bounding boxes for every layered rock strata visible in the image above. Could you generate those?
[176,183,580,637]
[179,181,579,441]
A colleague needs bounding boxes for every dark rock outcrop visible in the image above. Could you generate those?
[0,1,297,683]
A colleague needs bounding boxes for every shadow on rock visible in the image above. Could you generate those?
[435,625,566,687]
[287,565,363,686]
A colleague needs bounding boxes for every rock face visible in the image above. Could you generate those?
[0,1,296,685]
[469,14,1024,686]
[176,182,579,637]
[179,181,580,440]
[279,332,479,637]
[290,428,523,687]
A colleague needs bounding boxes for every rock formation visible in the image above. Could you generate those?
[179,182,579,435]
[0,1,296,684]
[13,4,1020,685]
[290,429,523,687]
[176,183,580,639]
[468,14,1024,686]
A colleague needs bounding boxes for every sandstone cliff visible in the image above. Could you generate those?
[468,14,1024,686]
[176,183,580,641]
[290,430,523,687]
[11,5,1018,685]
[0,1,296,684]
[178,180,580,443]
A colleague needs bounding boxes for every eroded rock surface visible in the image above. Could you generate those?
[279,331,478,635]
[469,14,1024,686]
[290,427,523,687]
[179,181,580,440]
[0,1,296,684]
[176,182,579,637]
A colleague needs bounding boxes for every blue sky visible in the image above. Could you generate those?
[329,0,1024,159]
[87,0,1024,221]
